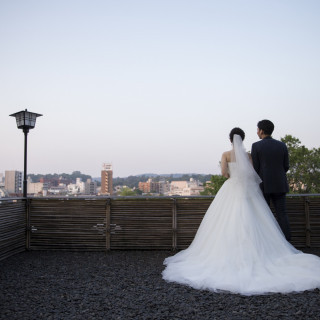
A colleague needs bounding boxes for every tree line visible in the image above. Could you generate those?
[29,171,93,184]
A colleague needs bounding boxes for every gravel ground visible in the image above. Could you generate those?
[1,249,320,320]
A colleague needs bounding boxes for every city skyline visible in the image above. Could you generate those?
[0,168,208,197]
[1,1,320,177]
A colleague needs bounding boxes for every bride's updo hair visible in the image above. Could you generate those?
[229,127,245,142]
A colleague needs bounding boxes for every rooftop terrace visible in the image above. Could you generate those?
[1,195,320,319]
[1,249,320,320]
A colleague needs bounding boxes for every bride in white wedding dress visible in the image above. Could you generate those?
[162,128,320,295]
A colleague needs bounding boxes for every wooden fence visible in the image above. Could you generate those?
[0,195,319,260]
[0,198,26,261]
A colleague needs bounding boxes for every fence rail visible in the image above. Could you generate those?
[0,195,319,260]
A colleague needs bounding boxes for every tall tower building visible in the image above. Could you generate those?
[101,163,113,195]
[5,170,22,195]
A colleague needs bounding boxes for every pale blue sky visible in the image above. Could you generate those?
[1,0,319,177]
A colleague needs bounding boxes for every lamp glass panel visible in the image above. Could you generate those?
[25,112,36,128]
[15,112,25,128]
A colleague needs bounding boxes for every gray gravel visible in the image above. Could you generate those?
[1,249,320,320]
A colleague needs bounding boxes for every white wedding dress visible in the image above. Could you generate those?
[162,135,320,295]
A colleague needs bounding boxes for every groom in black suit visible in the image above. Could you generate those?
[251,120,291,241]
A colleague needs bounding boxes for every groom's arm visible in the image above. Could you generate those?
[251,143,260,174]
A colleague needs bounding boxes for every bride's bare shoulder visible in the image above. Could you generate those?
[222,150,232,156]
[221,150,232,178]
[221,150,232,162]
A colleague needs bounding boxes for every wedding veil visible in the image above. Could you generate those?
[231,134,262,185]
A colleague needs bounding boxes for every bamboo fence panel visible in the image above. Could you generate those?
[285,196,306,248]
[29,198,106,250]
[309,196,320,247]
[0,199,26,261]
[110,198,172,249]
[176,198,212,249]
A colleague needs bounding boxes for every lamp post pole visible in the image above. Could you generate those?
[10,109,42,198]
[23,127,29,198]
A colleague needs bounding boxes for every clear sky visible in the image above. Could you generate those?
[1,0,319,178]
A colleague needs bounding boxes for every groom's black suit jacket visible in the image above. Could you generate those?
[251,136,289,194]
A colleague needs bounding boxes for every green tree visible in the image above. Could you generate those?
[119,187,137,196]
[134,188,143,195]
[281,135,320,193]
[200,175,227,195]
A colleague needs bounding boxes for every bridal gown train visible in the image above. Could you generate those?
[162,145,320,295]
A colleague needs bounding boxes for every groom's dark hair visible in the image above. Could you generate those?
[229,127,245,142]
[257,120,274,135]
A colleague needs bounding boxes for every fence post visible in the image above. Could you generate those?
[172,198,177,251]
[304,196,311,247]
[106,198,111,251]
[26,198,31,250]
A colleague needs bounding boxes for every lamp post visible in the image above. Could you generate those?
[10,109,42,198]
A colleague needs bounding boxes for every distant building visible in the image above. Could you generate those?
[0,186,9,198]
[47,184,68,195]
[101,163,113,195]
[138,178,170,195]
[158,180,171,194]
[42,183,49,197]
[27,177,43,195]
[67,183,81,195]
[169,181,189,196]
[67,178,86,195]
[85,179,97,195]
[76,178,85,193]
[138,178,157,193]
[5,170,22,195]
[138,181,149,193]
[169,178,204,196]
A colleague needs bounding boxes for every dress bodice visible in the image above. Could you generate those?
[227,162,237,178]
